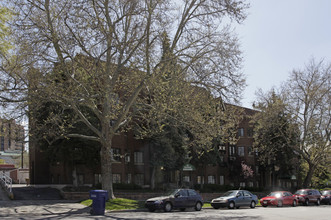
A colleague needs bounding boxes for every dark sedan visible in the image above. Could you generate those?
[145,189,203,212]
[320,190,331,205]
[211,190,258,209]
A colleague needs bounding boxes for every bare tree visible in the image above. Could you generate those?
[5,0,248,199]
[283,58,331,187]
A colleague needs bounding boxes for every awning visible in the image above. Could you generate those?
[182,164,195,171]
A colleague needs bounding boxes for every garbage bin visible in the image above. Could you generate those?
[89,190,108,215]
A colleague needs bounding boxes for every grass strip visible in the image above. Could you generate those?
[81,198,214,211]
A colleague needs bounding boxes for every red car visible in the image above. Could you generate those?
[260,191,297,207]
[294,189,321,206]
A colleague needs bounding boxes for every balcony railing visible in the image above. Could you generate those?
[0,171,12,193]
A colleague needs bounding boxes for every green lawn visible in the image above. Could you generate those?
[81,198,212,211]
[81,198,145,211]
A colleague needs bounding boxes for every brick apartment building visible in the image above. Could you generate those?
[29,104,298,190]
[0,118,25,154]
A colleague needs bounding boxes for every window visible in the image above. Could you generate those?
[238,146,245,157]
[284,192,291,196]
[135,174,144,185]
[208,175,215,184]
[219,144,226,151]
[238,128,244,137]
[240,182,246,187]
[244,191,252,197]
[197,176,204,184]
[113,174,121,183]
[94,174,102,185]
[125,153,130,163]
[77,174,84,185]
[134,152,143,164]
[248,182,254,188]
[183,176,190,182]
[188,190,198,196]
[229,145,236,156]
[220,175,224,185]
[248,146,254,156]
[179,190,188,197]
[111,148,121,162]
[127,174,132,184]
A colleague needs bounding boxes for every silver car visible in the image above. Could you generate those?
[211,190,258,209]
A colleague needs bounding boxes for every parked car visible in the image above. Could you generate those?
[320,190,331,205]
[260,191,297,207]
[211,190,258,209]
[145,189,203,212]
[294,189,321,206]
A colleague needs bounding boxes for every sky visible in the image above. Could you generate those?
[235,0,331,108]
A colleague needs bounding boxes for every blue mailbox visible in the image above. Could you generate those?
[89,190,108,215]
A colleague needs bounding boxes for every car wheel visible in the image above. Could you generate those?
[195,202,202,211]
[292,200,297,207]
[277,200,283,207]
[304,199,309,206]
[164,202,172,212]
[316,199,320,206]
[250,201,256,209]
[228,201,235,209]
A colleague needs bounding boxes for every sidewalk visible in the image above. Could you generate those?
[0,186,10,201]
[0,185,108,219]
[0,200,101,220]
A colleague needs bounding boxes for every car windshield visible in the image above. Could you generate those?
[269,192,282,198]
[169,189,181,196]
[222,191,237,197]
[322,191,330,195]
[295,190,308,195]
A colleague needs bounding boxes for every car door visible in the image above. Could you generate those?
[235,191,245,206]
[174,189,188,208]
[307,190,315,202]
[283,192,292,205]
[243,191,253,206]
[188,189,199,207]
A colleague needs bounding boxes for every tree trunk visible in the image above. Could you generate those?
[100,144,115,199]
[303,163,315,188]
[150,166,156,190]
[72,165,78,187]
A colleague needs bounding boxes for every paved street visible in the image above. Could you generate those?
[109,206,331,220]
[0,198,331,220]
[1,186,331,219]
